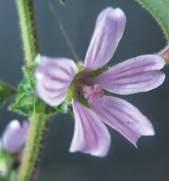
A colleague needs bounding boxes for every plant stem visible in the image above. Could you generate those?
[18,113,49,181]
[16,0,49,181]
[16,0,39,66]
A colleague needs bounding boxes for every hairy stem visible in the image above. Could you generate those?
[16,0,39,66]
[16,0,49,181]
[18,113,49,181]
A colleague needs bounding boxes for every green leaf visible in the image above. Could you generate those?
[135,0,169,40]
[0,81,16,106]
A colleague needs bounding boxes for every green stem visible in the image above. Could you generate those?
[16,0,49,181]
[16,0,39,66]
[18,113,49,181]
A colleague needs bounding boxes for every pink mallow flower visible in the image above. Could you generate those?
[0,120,29,153]
[35,7,165,157]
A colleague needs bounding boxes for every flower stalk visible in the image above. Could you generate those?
[16,0,49,181]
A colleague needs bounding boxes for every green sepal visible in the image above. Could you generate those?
[10,93,36,116]
[77,95,90,108]
[0,81,16,107]
[135,0,169,40]
[10,65,36,116]
[88,66,108,77]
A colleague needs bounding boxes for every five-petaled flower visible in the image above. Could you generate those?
[35,7,165,157]
[0,120,29,153]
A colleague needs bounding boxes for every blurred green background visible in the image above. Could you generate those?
[0,0,169,181]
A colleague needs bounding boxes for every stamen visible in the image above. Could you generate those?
[83,84,104,103]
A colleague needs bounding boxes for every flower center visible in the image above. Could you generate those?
[83,84,104,103]
[70,69,105,106]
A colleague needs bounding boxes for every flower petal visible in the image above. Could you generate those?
[35,56,78,106]
[2,120,29,153]
[94,55,165,94]
[91,96,155,146]
[84,7,126,70]
[70,99,111,157]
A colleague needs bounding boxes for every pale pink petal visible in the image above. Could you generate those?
[70,99,111,157]
[84,7,126,70]
[2,120,29,153]
[35,56,78,106]
[91,96,155,146]
[94,55,165,94]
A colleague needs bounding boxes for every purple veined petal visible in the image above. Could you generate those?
[2,120,29,153]
[94,55,165,95]
[91,96,155,146]
[35,56,78,107]
[70,99,111,157]
[84,7,126,70]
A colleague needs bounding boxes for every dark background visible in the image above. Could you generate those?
[0,0,169,181]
